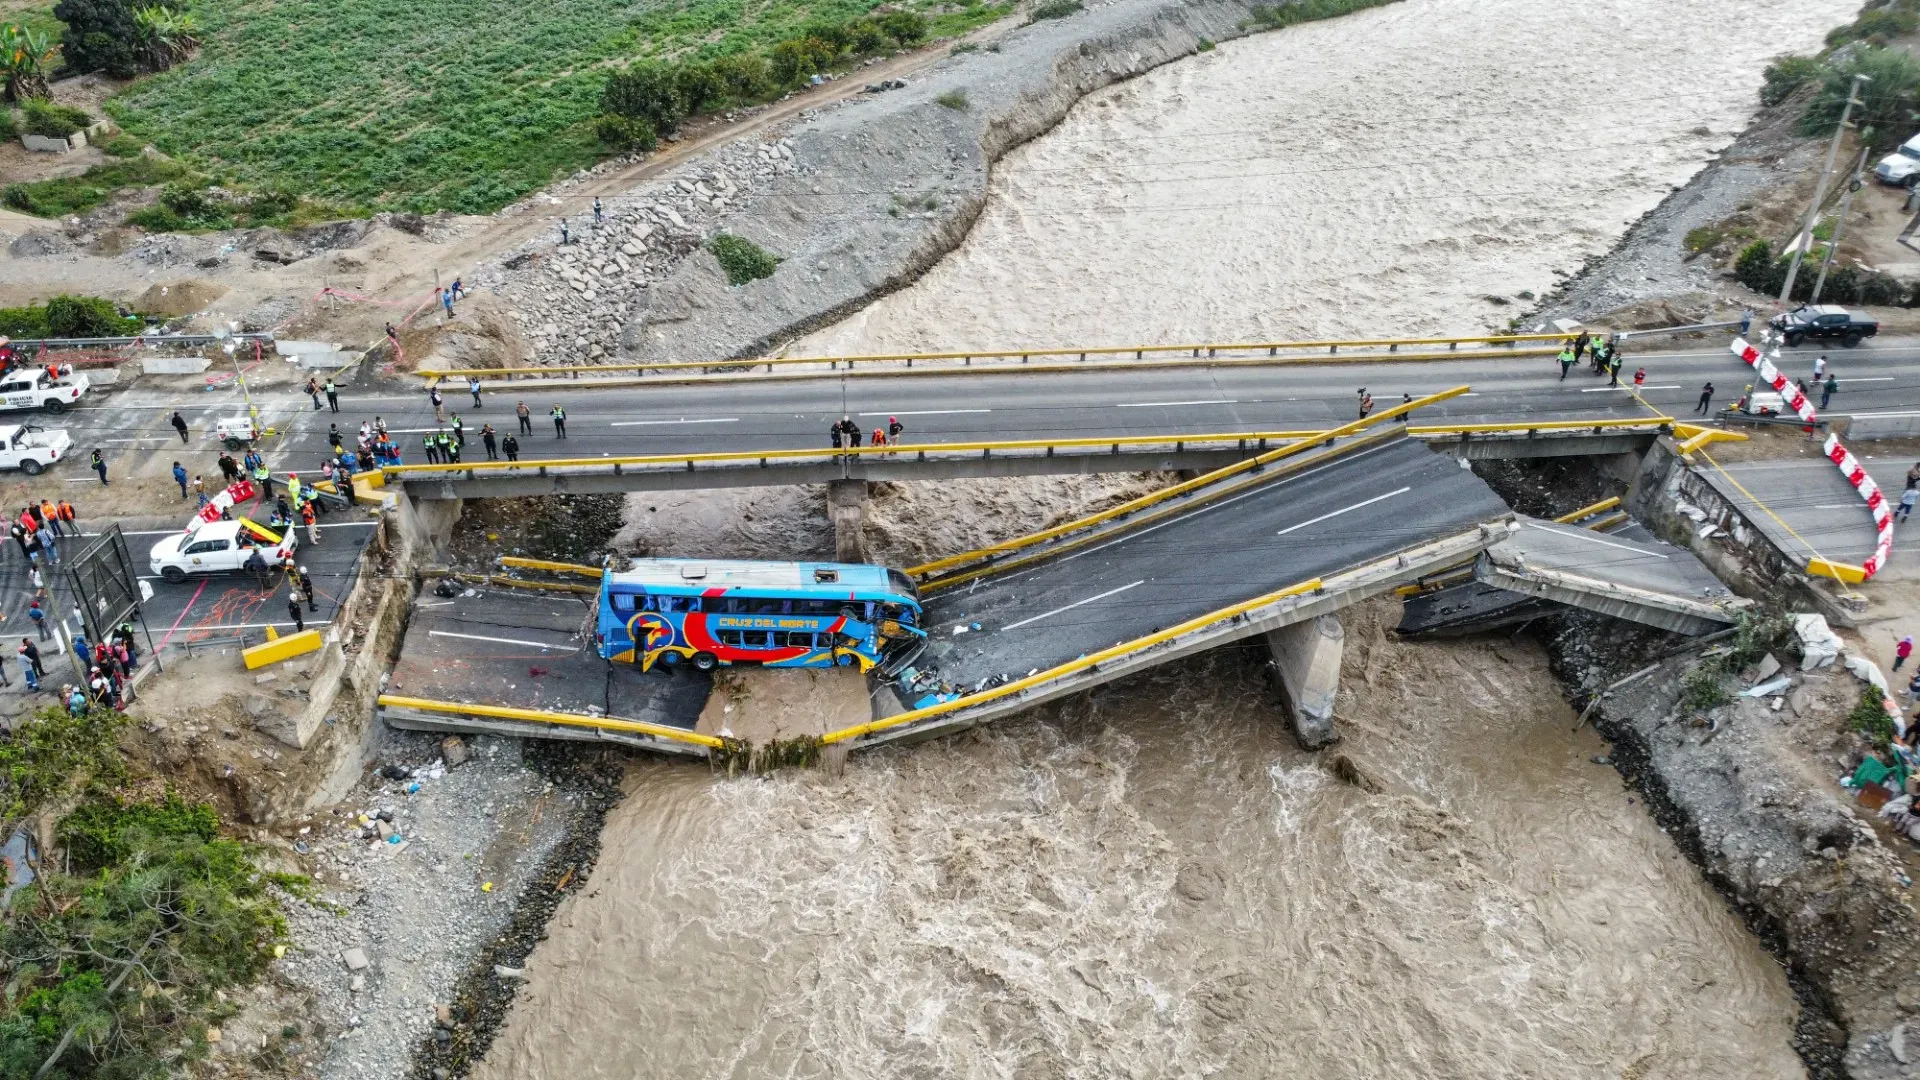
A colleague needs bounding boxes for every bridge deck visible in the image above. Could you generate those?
[908,437,1510,695]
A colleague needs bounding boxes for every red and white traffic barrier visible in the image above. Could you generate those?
[1730,337,1893,579]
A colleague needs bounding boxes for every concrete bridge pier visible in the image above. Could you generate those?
[829,479,868,562]
[1265,615,1344,749]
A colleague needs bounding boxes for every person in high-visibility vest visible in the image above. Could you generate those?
[286,473,302,508]
[252,458,273,498]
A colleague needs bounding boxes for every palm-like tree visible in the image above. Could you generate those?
[1,24,56,103]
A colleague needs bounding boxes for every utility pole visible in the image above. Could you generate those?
[1813,145,1872,303]
[1781,72,1870,304]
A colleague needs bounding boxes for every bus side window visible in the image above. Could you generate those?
[610,592,636,614]
[639,594,659,612]
[784,632,814,649]
[719,630,744,647]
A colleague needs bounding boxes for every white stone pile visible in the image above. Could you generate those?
[481,139,799,365]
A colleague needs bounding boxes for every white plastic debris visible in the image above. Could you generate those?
[1795,613,1843,669]
[1741,676,1791,698]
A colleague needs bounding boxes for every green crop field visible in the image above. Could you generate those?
[103,0,1003,215]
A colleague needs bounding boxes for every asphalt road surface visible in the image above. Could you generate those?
[913,437,1510,690]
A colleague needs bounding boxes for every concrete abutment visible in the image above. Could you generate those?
[829,479,868,562]
[1265,614,1344,749]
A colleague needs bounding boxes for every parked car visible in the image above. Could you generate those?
[0,424,70,475]
[1876,133,1920,188]
[0,367,88,414]
[148,519,297,583]
[1768,304,1879,348]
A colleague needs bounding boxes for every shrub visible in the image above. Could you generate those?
[243,187,298,221]
[1828,7,1920,48]
[1028,0,1083,22]
[1802,46,1920,152]
[1761,54,1823,107]
[935,89,968,110]
[54,0,141,78]
[44,294,134,337]
[674,61,727,115]
[1849,687,1897,751]
[0,110,14,139]
[59,791,219,871]
[96,132,142,157]
[769,36,839,86]
[707,233,780,285]
[876,10,929,45]
[711,53,772,102]
[1196,36,1216,51]
[1734,239,1782,295]
[0,154,189,218]
[0,306,51,339]
[594,113,657,152]
[602,63,687,135]
[20,98,92,139]
[1680,663,1731,711]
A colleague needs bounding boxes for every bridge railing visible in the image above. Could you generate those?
[414,332,1588,383]
[379,414,1682,488]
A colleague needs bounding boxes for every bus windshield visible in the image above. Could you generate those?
[596,558,924,674]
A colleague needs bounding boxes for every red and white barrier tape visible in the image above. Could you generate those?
[1730,337,1893,578]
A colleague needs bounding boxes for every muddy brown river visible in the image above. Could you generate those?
[473,0,1848,1074]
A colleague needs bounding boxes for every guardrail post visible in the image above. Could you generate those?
[613,463,622,475]
[1449,342,1458,350]
[982,447,991,459]
[1257,438,1267,450]
[1268,347,1276,356]
[1329,345,1338,354]
[1208,348,1216,357]
[1135,350,1143,359]
[1176,441,1184,451]
[1078,352,1085,361]
[1022,354,1029,364]
[1111,443,1119,454]
[964,357,971,366]
[1191,348,1200,357]
[1046,446,1054,457]
[917,451,926,461]
[572,370,579,379]
[760,457,767,467]
[539,465,548,476]
[686,460,695,471]
[465,468,474,479]
[1389,343,1398,352]
[906,358,912,368]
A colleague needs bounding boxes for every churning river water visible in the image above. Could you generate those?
[473,0,1853,1075]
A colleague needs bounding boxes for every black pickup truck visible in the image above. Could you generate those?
[1769,304,1879,348]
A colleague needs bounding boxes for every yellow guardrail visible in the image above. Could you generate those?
[1553,497,1621,524]
[382,413,1691,485]
[500,556,604,579]
[376,694,728,749]
[818,578,1324,746]
[415,332,1584,382]
[907,387,1471,586]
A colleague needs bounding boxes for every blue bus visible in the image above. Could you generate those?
[597,559,926,673]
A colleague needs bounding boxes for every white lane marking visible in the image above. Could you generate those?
[430,629,574,650]
[1002,580,1146,631]
[1114,399,1237,408]
[1277,487,1410,535]
[608,418,739,427]
[996,439,1410,585]
[1525,522,1667,558]
[1848,377,1897,382]
[1579,385,1680,392]
[182,620,333,631]
[856,409,991,417]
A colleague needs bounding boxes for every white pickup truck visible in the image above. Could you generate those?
[0,424,71,475]
[0,368,89,414]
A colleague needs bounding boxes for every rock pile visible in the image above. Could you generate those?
[478,139,799,365]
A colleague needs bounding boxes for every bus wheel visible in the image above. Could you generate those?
[692,651,718,671]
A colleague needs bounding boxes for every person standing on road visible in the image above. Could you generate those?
[423,431,441,465]
[829,423,843,451]
[89,448,107,486]
[287,588,306,634]
[193,476,207,506]
[37,522,56,566]
[444,434,461,465]
[252,455,273,499]
[1632,367,1646,389]
[502,434,520,462]
[451,415,466,448]
[170,411,189,443]
[551,404,567,438]
[27,600,47,641]
[7,522,25,561]
[1822,373,1838,411]
[1901,487,1918,524]
[1907,462,1920,491]
[172,461,189,499]
[441,288,455,320]
[295,566,317,612]
[1898,635,1915,672]
[1572,331,1590,364]
[1607,354,1621,388]
[328,424,344,455]
[888,416,904,443]
[20,638,43,680]
[1357,389,1373,419]
[38,501,58,538]
[516,401,533,435]
[481,424,498,461]
[846,420,861,448]
[1814,354,1829,381]
[301,500,320,546]
[325,379,339,413]
[430,386,445,423]
[468,376,482,407]
[305,377,322,410]
[55,501,72,535]
[1740,309,1753,336]
[1557,346,1574,379]
[1696,383,1714,414]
